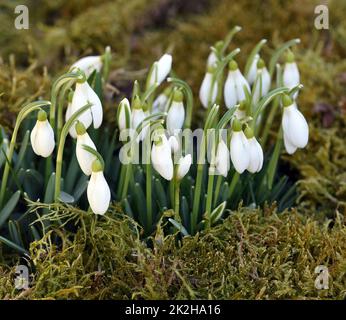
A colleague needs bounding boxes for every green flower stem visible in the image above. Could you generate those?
[191,105,219,234]
[146,162,152,231]
[213,175,223,207]
[54,103,92,202]
[220,26,242,56]
[228,172,240,199]
[174,180,180,222]
[205,167,215,221]
[120,163,132,200]
[260,96,280,147]
[0,101,51,208]
[117,163,126,199]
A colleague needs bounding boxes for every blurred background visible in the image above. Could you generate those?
[0,0,345,216]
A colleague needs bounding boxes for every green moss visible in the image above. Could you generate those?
[0,204,345,299]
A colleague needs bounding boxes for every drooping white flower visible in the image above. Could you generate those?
[148,54,172,87]
[230,119,250,174]
[168,135,179,154]
[71,56,103,78]
[87,159,111,215]
[246,54,260,85]
[176,154,192,180]
[244,127,263,173]
[199,66,218,108]
[252,59,271,103]
[30,110,55,158]
[152,87,171,114]
[68,80,103,138]
[167,90,185,135]
[151,132,173,180]
[117,98,131,132]
[215,139,230,177]
[283,52,300,99]
[131,96,148,141]
[207,51,218,68]
[281,95,309,154]
[75,121,97,176]
[224,60,250,109]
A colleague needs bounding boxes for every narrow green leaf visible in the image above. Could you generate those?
[0,190,20,228]
[168,218,189,236]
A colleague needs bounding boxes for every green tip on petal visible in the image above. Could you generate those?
[142,101,149,112]
[37,109,47,121]
[257,58,266,69]
[282,94,293,107]
[232,118,242,131]
[285,51,295,63]
[92,159,103,172]
[244,126,254,139]
[173,89,183,102]
[228,60,238,71]
[75,121,86,135]
[132,95,142,110]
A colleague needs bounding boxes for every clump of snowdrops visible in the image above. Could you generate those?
[0,27,309,253]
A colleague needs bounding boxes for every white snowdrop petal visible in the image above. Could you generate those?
[283,132,298,154]
[32,121,55,158]
[168,136,179,154]
[76,133,97,176]
[30,123,39,155]
[224,71,237,109]
[283,105,309,149]
[207,51,218,68]
[70,83,92,135]
[83,82,103,129]
[235,70,250,102]
[153,94,168,113]
[176,154,192,180]
[230,131,250,174]
[151,136,173,180]
[167,101,185,135]
[87,171,111,215]
[157,54,172,85]
[199,73,217,109]
[71,56,102,78]
[215,140,230,177]
[246,54,259,85]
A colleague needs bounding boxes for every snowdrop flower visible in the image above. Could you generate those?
[230,119,250,174]
[75,121,97,176]
[131,96,148,141]
[252,59,271,103]
[283,51,300,99]
[246,54,260,85]
[67,80,103,138]
[207,51,218,68]
[244,127,263,173]
[224,60,250,109]
[167,90,185,135]
[151,131,173,180]
[30,110,55,158]
[87,159,111,215]
[147,54,172,87]
[215,139,230,177]
[168,135,180,154]
[199,65,218,108]
[117,98,131,132]
[152,87,171,114]
[71,55,103,78]
[176,154,192,180]
[65,91,74,123]
[282,95,309,154]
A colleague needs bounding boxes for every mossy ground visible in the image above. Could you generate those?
[1,205,345,299]
[0,0,345,299]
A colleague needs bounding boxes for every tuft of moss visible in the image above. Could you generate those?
[1,204,345,300]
